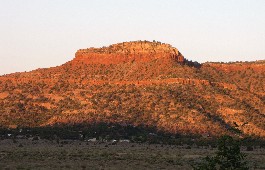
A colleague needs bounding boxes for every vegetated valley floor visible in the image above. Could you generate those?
[0,139,264,170]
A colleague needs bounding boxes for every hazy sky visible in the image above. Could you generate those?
[0,0,265,75]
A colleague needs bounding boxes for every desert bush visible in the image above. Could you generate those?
[193,135,248,170]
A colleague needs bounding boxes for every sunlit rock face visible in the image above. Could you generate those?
[73,41,185,65]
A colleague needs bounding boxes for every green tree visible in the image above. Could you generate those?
[193,135,248,170]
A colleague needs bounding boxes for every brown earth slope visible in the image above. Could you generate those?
[0,41,264,138]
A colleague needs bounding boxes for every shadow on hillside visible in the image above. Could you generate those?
[184,59,201,68]
[0,122,264,147]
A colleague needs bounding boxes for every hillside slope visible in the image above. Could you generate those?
[0,41,264,138]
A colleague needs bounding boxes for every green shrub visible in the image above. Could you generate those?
[193,135,248,170]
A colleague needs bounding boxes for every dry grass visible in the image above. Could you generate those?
[0,139,264,170]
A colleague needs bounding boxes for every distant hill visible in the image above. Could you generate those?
[0,40,264,138]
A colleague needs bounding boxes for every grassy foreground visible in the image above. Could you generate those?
[0,139,265,170]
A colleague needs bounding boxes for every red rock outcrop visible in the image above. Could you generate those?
[206,62,265,73]
[72,41,185,65]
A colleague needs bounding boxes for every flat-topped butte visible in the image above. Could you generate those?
[74,41,185,64]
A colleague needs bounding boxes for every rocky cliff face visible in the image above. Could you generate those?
[73,41,185,65]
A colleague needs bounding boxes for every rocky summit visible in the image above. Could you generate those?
[0,41,264,138]
[73,41,185,65]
